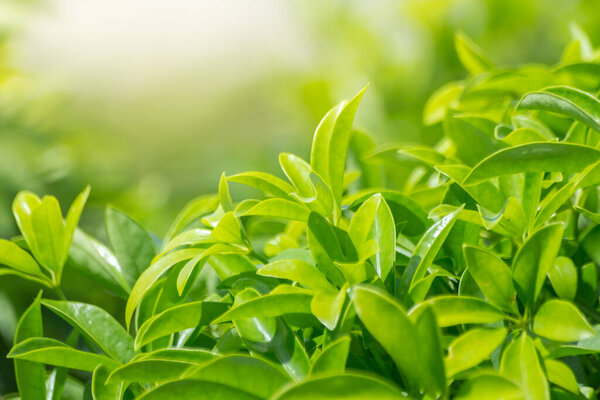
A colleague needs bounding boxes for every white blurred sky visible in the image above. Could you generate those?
[14,0,310,97]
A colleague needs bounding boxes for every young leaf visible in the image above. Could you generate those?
[547,257,577,301]
[13,292,46,400]
[512,223,564,308]
[310,336,351,376]
[455,31,494,75]
[409,296,505,327]
[258,259,336,293]
[227,171,295,199]
[500,334,549,400]
[455,374,523,400]
[445,328,507,377]
[137,380,261,400]
[92,364,123,400]
[0,239,44,278]
[105,206,156,287]
[533,299,595,342]
[42,299,135,363]
[238,198,310,222]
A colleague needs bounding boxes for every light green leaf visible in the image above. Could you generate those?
[348,194,395,280]
[238,198,310,222]
[409,296,505,327]
[13,292,46,400]
[105,206,156,287]
[423,81,465,125]
[463,143,600,185]
[455,31,494,75]
[445,328,507,377]
[135,301,228,349]
[500,334,549,400]
[162,195,218,245]
[455,374,523,400]
[8,337,119,371]
[310,287,346,330]
[310,86,367,210]
[0,239,44,278]
[443,115,503,166]
[227,171,295,199]
[42,299,135,363]
[547,257,577,301]
[270,373,406,400]
[212,292,313,324]
[464,245,518,314]
[258,259,336,292]
[512,223,564,308]
[533,299,595,342]
[310,336,351,376]
[544,359,579,394]
[91,364,122,400]
[137,380,261,400]
[517,86,600,132]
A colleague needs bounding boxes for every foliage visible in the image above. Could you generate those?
[3,29,600,399]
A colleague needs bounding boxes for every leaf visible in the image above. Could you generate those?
[517,86,600,132]
[310,336,351,376]
[547,257,577,301]
[463,245,518,314]
[8,337,119,371]
[30,196,65,276]
[212,292,313,324]
[352,286,444,394]
[463,143,600,185]
[135,301,228,349]
[409,296,505,327]
[423,81,465,125]
[258,259,336,292]
[184,355,291,399]
[67,228,131,298]
[91,364,122,400]
[445,328,507,377]
[13,292,46,400]
[137,380,261,400]
[533,299,595,342]
[310,287,346,330]
[125,247,204,328]
[227,171,295,198]
[455,374,523,400]
[443,115,503,166]
[105,206,156,287]
[210,212,247,248]
[544,359,579,394]
[400,207,462,299]
[500,334,549,400]
[310,86,367,210]
[42,299,135,363]
[348,194,395,280]
[163,195,218,245]
[455,31,494,75]
[238,198,310,222]
[0,239,44,278]
[512,223,564,308]
[270,373,406,400]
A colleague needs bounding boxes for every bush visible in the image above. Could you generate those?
[2,30,600,399]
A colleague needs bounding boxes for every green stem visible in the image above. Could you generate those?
[53,287,67,301]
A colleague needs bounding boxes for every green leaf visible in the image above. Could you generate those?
[270,373,406,400]
[310,86,367,210]
[67,228,131,298]
[212,291,313,324]
[533,299,595,342]
[8,337,119,371]
[423,81,464,125]
[310,336,351,376]
[517,86,600,132]
[238,198,310,222]
[445,328,507,377]
[91,364,122,400]
[512,223,564,308]
[0,239,44,278]
[258,259,336,292]
[352,286,445,395]
[348,194,395,280]
[310,287,346,330]
[455,374,523,400]
[400,207,462,299]
[500,333,549,400]
[544,359,579,395]
[455,31,494,75]
[409,296,505,327]
[463,143,600,185]
[210,212,247,248]
[105,206,156,287]
[184,355,290,399]
[42,299,135,363]
[163,195,218,245]
[135,301,228,349]
[443,115,503,166]
[463,245,518,314]
[13,292,46,400]
[125,247,204,328]
[547,257,577,301]
[137,380,262,400]
[228,171,295,199]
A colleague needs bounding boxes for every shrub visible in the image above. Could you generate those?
[3,30,600,399]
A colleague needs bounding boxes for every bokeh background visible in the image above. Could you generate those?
[1,0,600,394]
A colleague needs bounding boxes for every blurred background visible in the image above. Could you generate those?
[1,0,600,393]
